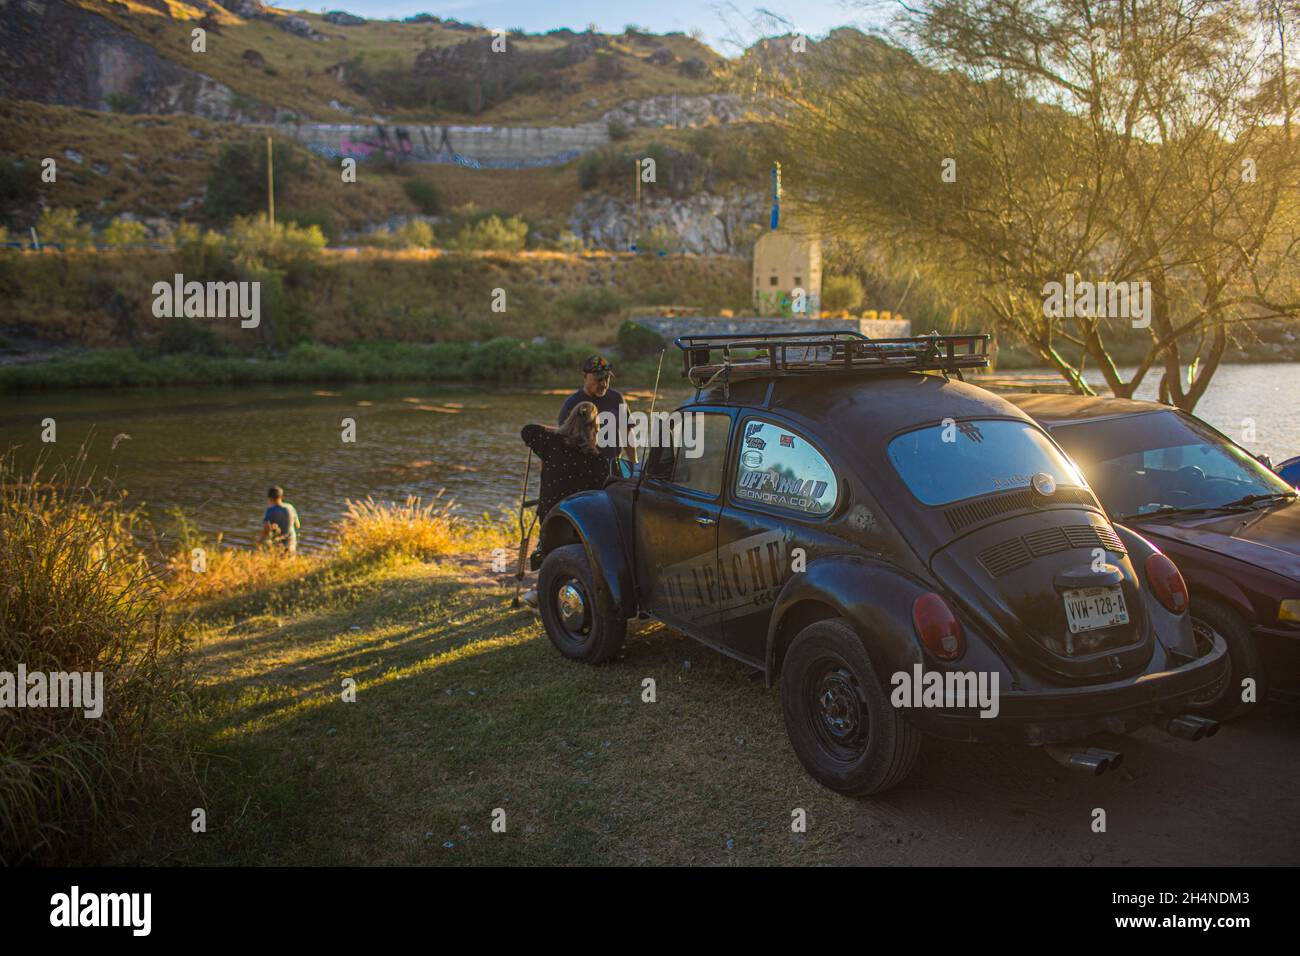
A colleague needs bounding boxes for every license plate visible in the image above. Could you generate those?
[1063,586,1129,634]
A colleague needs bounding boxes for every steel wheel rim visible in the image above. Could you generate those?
[806,659,869,761]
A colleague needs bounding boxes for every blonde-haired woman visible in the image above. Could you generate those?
[520,400,609,521]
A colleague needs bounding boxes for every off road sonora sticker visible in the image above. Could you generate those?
[736,469,831,512]
[656,529,788,624]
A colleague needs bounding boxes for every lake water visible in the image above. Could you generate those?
[1,363,1295,552]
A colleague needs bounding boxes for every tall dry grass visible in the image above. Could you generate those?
[164,510,307,606]
[0,452,193,863]
[336,492,511,562]
[165,492,513,607]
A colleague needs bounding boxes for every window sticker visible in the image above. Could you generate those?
[734,420,837,516]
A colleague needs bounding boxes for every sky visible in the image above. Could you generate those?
[286,1,889,56]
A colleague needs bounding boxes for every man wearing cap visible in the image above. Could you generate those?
[557,354,637,466]
[520,355,635,611]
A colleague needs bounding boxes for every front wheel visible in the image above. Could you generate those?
[780,618,921,795]
[537,544,626,664]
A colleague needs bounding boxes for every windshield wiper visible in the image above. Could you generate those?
[1121,491,1296,523]
[1215,491,1297,509]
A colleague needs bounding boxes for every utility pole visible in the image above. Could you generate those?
[266,135,275,226]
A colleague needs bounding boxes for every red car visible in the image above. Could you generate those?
[1010,394,1299,719]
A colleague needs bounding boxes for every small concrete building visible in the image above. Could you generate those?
[752,228,822,317]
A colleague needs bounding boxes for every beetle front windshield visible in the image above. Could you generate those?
[1047,410,1295,520]
[887,419,1086,506]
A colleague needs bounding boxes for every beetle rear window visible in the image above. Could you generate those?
[887,419,1085,506]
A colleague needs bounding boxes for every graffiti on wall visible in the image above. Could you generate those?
[302,123,582,169]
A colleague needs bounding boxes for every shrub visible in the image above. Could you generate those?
[821,274,865,313]
[556,230,586,252]
[171,222,236,278]
[449,214,528,252]
[37,207,93,249]
[227,215,326,261]
[104,91,137,113]
[0,451,192,863]
[156,316,223,356]
[577,152,604,190]
[594,50,626,81]
[397,219,435,248]
[282,208,339,243]
[617,319,665,359]
[100,216,149,248]
[403,177,442,215]
[0,159,40,219]
[636,226,681,254]
[202,141,307,225]
[607,119,631,142]
[563,287,622,318]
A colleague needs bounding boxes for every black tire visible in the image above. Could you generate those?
[1188,599,1265,721]
[537,544,626,664]
[780,618,921,795]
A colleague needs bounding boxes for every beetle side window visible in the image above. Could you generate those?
[654,412,731,497]
[733,419,838,516]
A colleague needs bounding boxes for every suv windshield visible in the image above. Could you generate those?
[888,419,1085,506]
[1049,409,1295,520]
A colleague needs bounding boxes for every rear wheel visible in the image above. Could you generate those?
[1188,600,1264,721]
[780,618,921,795]
[537,544,626,664]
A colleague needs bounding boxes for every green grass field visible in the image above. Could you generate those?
[135,550,857,865]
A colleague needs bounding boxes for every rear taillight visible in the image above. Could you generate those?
[912,592,965,661]
[1145,553,1189,614]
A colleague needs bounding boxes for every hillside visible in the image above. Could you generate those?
[0,0,786,252]
[2,0,729,124]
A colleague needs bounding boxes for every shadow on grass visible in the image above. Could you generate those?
[151,560,858,866]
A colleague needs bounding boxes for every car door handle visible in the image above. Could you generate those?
[695,514,718,527]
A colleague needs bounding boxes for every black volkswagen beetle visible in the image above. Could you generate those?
[531,332,1227,794]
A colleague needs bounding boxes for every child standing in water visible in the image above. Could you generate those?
[258,485,301,553]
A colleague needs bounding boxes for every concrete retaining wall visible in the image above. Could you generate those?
[290,121,609,167]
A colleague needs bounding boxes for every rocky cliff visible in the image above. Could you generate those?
[0,0,282,120]
[569,190,766,255]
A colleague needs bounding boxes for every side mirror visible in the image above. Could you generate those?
[1256,453,1274,471]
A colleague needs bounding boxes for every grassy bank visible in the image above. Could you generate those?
[142,546,855,865]
[0,340,666,392]
[4,457,854,865]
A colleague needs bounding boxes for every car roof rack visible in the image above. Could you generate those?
[674,330,991,388]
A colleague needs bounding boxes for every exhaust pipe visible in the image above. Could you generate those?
[1044,744,1124,776]
[1086,747,1124,772]
[1156,714,1221,741]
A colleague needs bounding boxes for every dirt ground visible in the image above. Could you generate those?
[838,698,1300,866]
